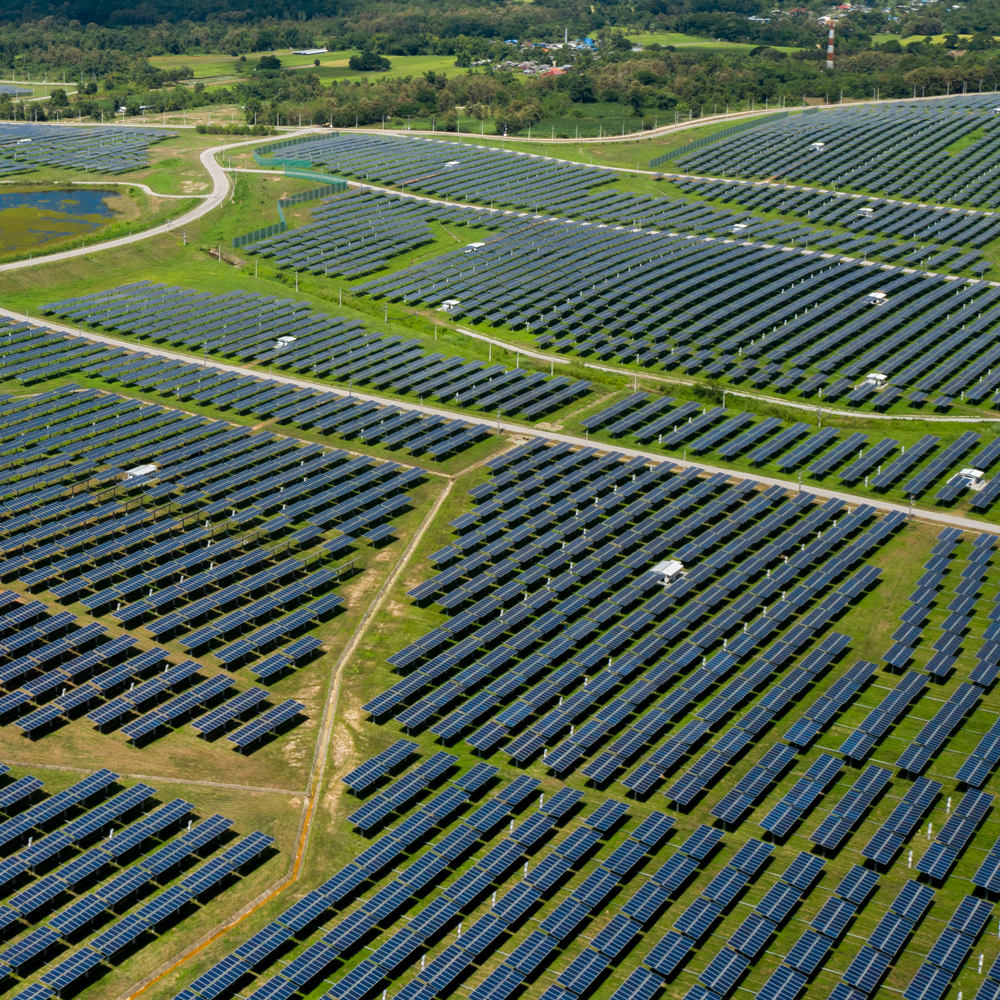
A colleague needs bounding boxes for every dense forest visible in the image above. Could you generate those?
[3,0,1000,132]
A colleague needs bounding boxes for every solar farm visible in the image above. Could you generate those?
[5,97,1000,1000]
[0,124,172,177]
[155,444,1000,1000]
[672,98,1000,206]
[41,283,589,424]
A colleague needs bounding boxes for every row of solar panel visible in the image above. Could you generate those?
[42,283,588,421]
[675,97,1000,207]
[355,207,1000,416]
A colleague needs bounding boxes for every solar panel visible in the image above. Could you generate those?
[702,868,749,907]
[540,787,583,819]
[677,825,722,860]
[608,967,663,1000]
[507,930,557,974]
[781,853,825,890]
[948,895,993,938]
[580,799,629,832]
[728,839,773,876]
[811,897,857,940]
[754,883,801,925]
[558,948,611,993]
[674,896,722,942]
[902,962,952,1000]
[892,881,936,922]
[591,914,641,958]
[493,882,540,924]
[538,899,590,942]
[784,929,830,974]
[843,945,891,993]
[620,880,674,926]
[644,931,691,976]
[40,948,103,990]
[835,866,880,905]
[869,911,914,959]
[758,965,807,1000]
[468,965,524,1000]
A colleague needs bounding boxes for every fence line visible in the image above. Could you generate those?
[232,222,286,248]
[254,133,338,157]
[231,174,348,248]
[649,111,790,167]
[252,149,314,169]
[284,171,347,189]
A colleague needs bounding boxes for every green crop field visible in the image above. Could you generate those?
[148,50,470,84]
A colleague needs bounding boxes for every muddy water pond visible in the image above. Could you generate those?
[0,189,117,254]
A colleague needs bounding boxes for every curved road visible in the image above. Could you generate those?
[71,179,209,200]
[0,131,312,275]
[329,90,977,146]
[6,120,1000,511]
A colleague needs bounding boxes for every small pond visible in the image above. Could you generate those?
[0,189,117,254]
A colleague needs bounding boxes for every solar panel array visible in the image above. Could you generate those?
[519,178,994,274]
[675,96,1000,207]
[367,441,907,797]
[877,528,1000,687]
[12,117,993,1000]
[42,282,589,422]
[0,122,173,176]
[244,190,504,279]
[248,128,995,279]
[901,894,993,1000]
[354,208,1000,418]
[0,376,435,748]
[836,880,936,996]
[584,388,1000,505]
[255,133,609,213]
[143,428,1000,1000]
[676,177,1000,255]
[0,765,269,996]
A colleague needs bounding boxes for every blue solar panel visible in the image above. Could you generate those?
[728,913,775,959]
[699,947,749,993]
[785,929,830,975]
[891,881,936,923]
[758,965,807,1000]
[608,967,663,1000]
[835,866,879,905]
[674,897,722,942]
[869,911,914,959]
[644,931,691,976]
[843,946,891,994]
[902,962,952,1000]
[811,897,856,940]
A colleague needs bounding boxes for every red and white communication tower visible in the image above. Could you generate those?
[826,21,836,69]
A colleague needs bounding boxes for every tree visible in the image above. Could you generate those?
[349,50,391,72]
[625,80,645,116]
[567,74,596,103]
[494,109,521,134]
[258,54,281,70]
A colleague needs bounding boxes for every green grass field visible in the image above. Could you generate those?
[435,115,790,170]
[620,31,805,54]
[871,32,999,46]
[148,50,468,84]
